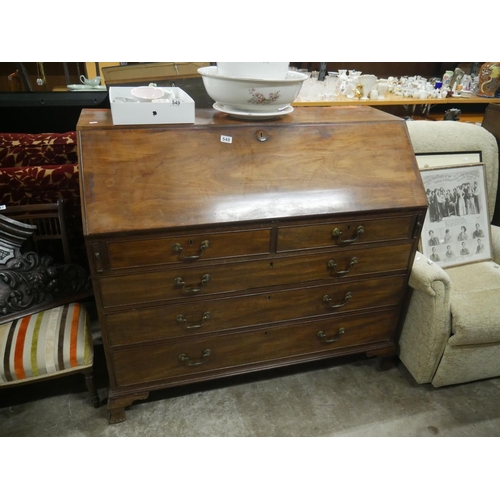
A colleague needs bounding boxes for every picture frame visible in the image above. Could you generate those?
[418,161,492,268]
[415,151,481,169]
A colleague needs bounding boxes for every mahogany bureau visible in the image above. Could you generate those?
[77,106,427,424]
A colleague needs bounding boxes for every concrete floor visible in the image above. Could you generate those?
[1,339,499,437]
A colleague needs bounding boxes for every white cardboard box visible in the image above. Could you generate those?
[109,86,195,125]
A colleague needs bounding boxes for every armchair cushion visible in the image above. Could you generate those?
[0,132,78,168]
[0,303,93,385]
[447,261,500,346]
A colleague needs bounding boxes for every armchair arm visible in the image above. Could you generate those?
[408,251,452,296]
[398,251,452,384]
[491,224,500,262]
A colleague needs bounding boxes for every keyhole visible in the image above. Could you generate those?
[256,130,268,142]
[188,239,193,246]
[269,262,274,269]
[152,111,157,116]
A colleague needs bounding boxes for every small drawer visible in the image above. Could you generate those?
[277,215,413,252]
[105,275,405,346]
[106,228,271,269]
[111,309,398,387]
[99,243,412,308]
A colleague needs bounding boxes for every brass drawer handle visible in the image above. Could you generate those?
[327,257,358,275]
[331,225,364,244]
[172,240,211,261]
[178,349,212,367]
[317,327,345,343]
[323,291,353,309]
[176,311,211,329]
[174,274,211,294]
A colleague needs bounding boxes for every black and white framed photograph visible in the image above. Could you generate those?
[419,161,492,268]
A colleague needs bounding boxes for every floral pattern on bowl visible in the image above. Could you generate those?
[248,89,281,105]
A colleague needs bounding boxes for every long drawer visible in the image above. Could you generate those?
[277,215,413,252]
[99,243,412,308]
[111,309,398,387]
[105,275,405,346]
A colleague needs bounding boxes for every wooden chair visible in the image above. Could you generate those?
[1,198,72,265]
[0,205,99,407]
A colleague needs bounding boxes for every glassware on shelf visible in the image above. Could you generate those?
[377,79,389,99]
[338,69,348,95]
[325,75,340,100]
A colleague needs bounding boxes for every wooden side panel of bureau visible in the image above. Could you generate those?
[77,107,427,423]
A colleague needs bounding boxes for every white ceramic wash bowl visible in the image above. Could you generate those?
[216,62,289,80]
[131,86,166,102]
[198,66,308,113]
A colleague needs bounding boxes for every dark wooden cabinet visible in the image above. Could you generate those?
[77,106,427,423]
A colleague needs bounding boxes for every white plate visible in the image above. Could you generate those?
[213,102,294,120]
[67,84,106,91]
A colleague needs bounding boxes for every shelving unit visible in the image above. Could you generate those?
[293,94,500,123]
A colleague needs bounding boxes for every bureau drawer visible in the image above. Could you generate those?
[106,228,271,270]
[111,309,398,387]
[277,215,413,252]
[99,243,412,308]
[105,275,405,346]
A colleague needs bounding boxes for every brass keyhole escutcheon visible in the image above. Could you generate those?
[256,130,269,142]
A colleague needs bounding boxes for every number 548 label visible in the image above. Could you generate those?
[220,135,232,144]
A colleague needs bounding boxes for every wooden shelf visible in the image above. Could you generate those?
[293,94,500,107]
[0,91,109,107]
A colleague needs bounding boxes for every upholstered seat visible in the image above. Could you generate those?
[1,303,90,384]
[0,302,99,406]
[447,262,500,345]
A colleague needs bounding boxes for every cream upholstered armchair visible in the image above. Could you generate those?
[399,120,500,387]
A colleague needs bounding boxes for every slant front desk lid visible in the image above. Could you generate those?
[77,107,427,236]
